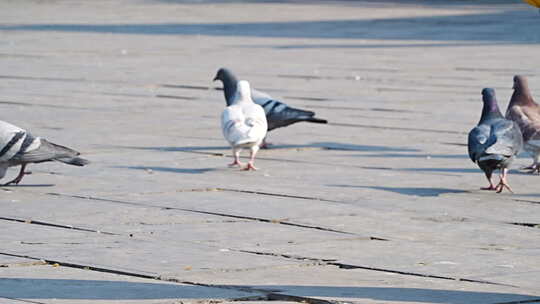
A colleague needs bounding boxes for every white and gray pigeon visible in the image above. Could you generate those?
[213,68,327,147]
[221,80,267,171]
[468,88,522,193]
[0,120,89,185]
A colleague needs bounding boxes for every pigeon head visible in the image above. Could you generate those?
[213,68,238,106]
[479,88,503,122]
[513,75,529,91]
[510,75,535,106]
[213,68,234,82]
[481,88,496,102]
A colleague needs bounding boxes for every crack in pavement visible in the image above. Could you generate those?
[46,192,383,238]
[0,252,342,304]
[232,249,517,288]
[0,216,118,235]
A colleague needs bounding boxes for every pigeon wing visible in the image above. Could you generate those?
[222,104,267,146]
[0,121,28,162]
[506,104,540,142]
[468,124,489,162]
[244,103,268,142]
[485,119,523,157]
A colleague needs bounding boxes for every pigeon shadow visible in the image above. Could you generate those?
[123,145,229,152]
[116,142,419,153]
[0,279,538,303]
[114,166,216,174]
[0,9,538,44]
[400,168,478,174]
[351,153,467,159]
[310,142,420,152]
[329,184,468,197]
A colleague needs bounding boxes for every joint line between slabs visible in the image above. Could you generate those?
[233,249,517,288]
[46,192,379,237]
[0,216,117,235]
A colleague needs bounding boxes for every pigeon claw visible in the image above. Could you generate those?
[2,176,23,186]
[481,185,497,191]
[260,141,272,150]
[228,160,243,168]
[242,162,258,171]
[495,180,513,194]
[2,165,29,186]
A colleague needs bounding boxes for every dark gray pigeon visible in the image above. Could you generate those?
[468,88,522,193]
[0,120,89,186]
[213,68,327,147]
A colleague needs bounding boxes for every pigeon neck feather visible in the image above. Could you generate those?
[510,85,536,107]
[221,71,239,106]
[480,98,503,123]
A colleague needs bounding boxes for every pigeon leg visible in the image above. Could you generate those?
[496,168,514,193]
[530,156,540,174]
[522,154,540,173]
[228,148,243,167]
[260,137,272,149]
[243,146,259,171]
[481,172,497,191]
[529,165,540,174]
[522,163,540,174]
[2,164,30,186]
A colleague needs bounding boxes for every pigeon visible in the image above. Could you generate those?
[0,120,89,185]
[505,75,540,173]
[221,80,267,171]
[468,88,522,193]
[213,68,327,147]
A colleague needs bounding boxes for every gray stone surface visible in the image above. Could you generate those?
[1,0,539,303]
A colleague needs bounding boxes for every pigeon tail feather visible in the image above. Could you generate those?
[30,139,89,166]
[303,117,328,124]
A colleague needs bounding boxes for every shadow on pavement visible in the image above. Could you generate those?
[0,279,538,303]
[1,9,538,44]
[329,184,469,197]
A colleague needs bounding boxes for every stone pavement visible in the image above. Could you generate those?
[0,0,539,303]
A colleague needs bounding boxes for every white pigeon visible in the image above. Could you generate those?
[0,120,89,185]
[213,68,327,148]
[221,80,267,171]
